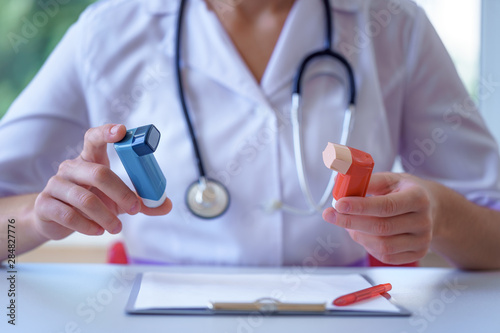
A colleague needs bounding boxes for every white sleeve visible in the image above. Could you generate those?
[0,17,90,197]
[399,7,500,210]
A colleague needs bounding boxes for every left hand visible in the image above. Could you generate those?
[322,172,437,265]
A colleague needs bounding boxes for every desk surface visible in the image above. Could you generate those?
[2,264,499,332]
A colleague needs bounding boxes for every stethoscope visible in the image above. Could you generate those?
[176,0,356,219]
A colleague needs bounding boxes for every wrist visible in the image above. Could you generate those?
[427,181,476,250]
[426,180,449,242]
[18,193,51,248]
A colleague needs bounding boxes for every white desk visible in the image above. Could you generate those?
[2,264,499,332]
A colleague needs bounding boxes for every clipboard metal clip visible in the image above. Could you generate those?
[209,297,326,314]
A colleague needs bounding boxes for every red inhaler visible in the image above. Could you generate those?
[322,142,374,207]
[323,143,418,267]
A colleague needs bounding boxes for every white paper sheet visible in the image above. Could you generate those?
[131,272,402,313]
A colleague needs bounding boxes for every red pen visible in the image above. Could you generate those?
[333,283,392,306]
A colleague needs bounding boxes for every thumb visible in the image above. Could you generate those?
[366,172,401,196]
[80,124,126,165]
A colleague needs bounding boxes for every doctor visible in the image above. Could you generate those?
[1,0,500,269]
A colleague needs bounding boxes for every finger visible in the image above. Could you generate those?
[58,159,140,215]
[80,124,126,165]
[90,187,125,215]
[322,207,337,224]
[46,177,123,234]
[334,186,429,217]
[35,192,105,239]
[366,172,401,195]
[348,230,429,259]
[140,197,173,216]
[370,251,424,266]
[327,209,427,236]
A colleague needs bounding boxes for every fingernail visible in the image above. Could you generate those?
[130,201,140,214]
[112,223,122,234]
[324,209,337,224]
[110,124,120,135]
[95,227,105,235]
[336,201,350,213]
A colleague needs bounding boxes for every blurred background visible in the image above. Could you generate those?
[0,0,484,118]
[0,0,496,265]
[0,0,97,118]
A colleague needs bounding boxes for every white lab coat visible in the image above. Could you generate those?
[1,0,500,266]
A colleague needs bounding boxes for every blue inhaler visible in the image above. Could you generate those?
[114,125,167,208]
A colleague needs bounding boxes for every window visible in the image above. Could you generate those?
[414,0,481,98]
[480,0,500,145]
[415,0,500,145]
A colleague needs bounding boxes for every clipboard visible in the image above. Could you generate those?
[125,272,411,316]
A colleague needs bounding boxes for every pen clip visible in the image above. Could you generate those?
[210,297,326,313]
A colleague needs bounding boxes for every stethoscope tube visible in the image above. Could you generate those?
[176,0,230,219]
[175,0,356,218]
[274,0,357,215]
[293,49,356,105]
[292,0,356,105]
[175,0,205,179]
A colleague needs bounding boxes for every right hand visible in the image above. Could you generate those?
[34,124,172,240]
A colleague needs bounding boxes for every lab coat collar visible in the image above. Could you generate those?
[145,0,363,15]
[260,0,321,97]
[154,0,363,106]
[160,0,272,107]
[145,0,179,14]
[330,0,364,12]
[261,0,361,97]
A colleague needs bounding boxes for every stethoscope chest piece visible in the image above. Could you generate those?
[186,178,230,219]
[177,0,355,217]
